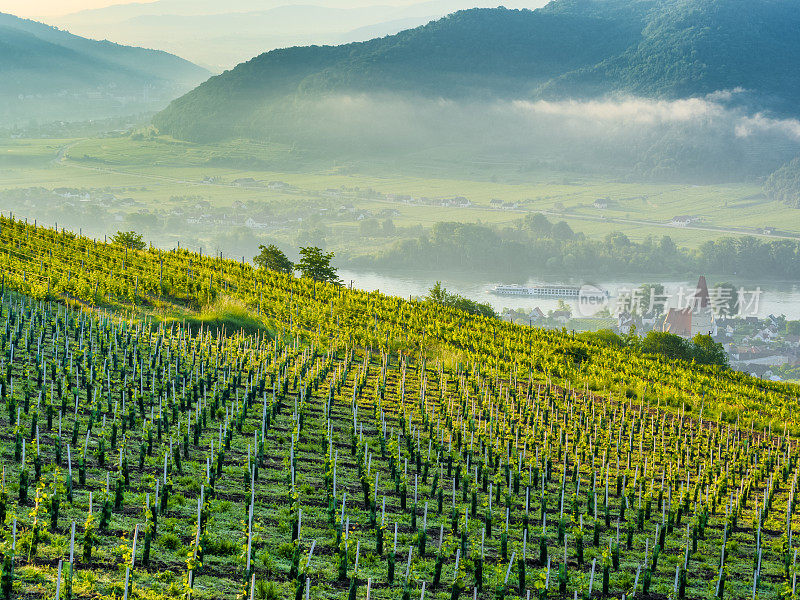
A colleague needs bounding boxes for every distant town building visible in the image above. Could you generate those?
[529,307,545,321]
[551,310,571,324]
[232,177,259,187]
[669,215,697,227]
[244,218,269,229]
[662,276,717,337]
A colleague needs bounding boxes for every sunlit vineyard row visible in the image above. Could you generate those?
[0,215,797,598]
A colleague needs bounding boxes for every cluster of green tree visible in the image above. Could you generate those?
[111,230,147,250]
[359,218,396,237]
[580,329,729,368]
[110,234,343,286]
[354,215,800,278]
[764,157,800,208]
[253,243,340,284]
[424,281,498,319]
[776,363,800,382]
[696,236,800,278]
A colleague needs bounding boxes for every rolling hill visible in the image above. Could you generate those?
[0,12,210,126]
[153,0,800,145]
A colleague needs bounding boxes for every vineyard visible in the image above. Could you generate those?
[0,214,798,599]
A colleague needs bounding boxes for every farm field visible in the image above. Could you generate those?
[0,136,796,258]
[0,216,798,598]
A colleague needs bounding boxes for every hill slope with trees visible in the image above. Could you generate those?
[0,12,209,125]
[153,0,800,143]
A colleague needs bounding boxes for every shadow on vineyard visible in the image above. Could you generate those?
[0,216,798,599]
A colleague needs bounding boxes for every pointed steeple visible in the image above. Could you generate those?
[693,276,710,309]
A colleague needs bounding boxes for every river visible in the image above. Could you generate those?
[338,270,800,321]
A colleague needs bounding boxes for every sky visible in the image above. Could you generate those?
[7,0,457,18]
[5,0,143,17]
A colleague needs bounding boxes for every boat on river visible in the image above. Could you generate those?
[490,283,609,299]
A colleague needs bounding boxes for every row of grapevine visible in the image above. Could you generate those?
[0,219,796,598]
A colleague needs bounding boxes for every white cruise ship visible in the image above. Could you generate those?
[490,283,608,299]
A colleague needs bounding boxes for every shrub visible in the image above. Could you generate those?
[207,536,239,557]
[158,532,181,551]
[256,580,279,600]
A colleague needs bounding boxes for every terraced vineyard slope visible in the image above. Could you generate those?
[0,216,797,598]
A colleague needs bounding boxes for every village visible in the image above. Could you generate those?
[502,276,800,381]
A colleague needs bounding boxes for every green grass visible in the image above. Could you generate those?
[186,297,276,335]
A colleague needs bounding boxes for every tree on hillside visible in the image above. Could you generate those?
[253,244,293,275]
[111,231,146,250]
[426,281,449,305]
[640,331,691,361]
[605,231,631,248]
[691,334,729,367]
[551,221,575,241]
[524,212,552,237]
[787,321,800,336]
[639,331,729,368]
[425,282,497,319]
[297,246,340,284]
[658,235,677,255]
[359,219,381,238]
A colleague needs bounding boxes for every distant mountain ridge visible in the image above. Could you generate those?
[153,0,800,143]
[53,0,515,70]
[0,12,209,126]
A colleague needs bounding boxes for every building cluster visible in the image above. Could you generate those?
[616,276,800,379]
[504,276,800,380]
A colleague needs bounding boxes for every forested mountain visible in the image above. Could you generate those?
[765,158,800,209]
[154,0,800,143]
[0,12,209,126]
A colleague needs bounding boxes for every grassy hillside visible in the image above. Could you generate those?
[153,6,639,141]
[538,0,800,106]
[0,217,798,599]
[765,158,800,209]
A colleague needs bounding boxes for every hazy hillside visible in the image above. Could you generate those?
[0,12,209,126]
[153,5,644,139]
[152,0,800,181]
[765,158,800,209]
[53,0,528,70]
[536,0,800,108]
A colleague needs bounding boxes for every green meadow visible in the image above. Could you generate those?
[0,135,794,257]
